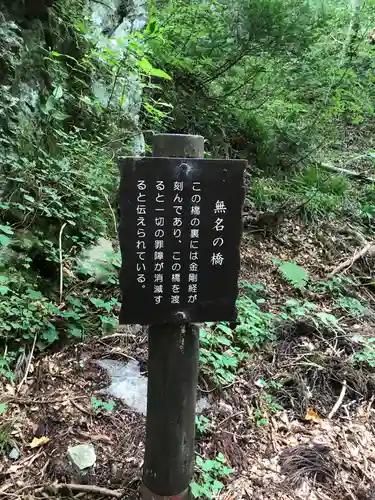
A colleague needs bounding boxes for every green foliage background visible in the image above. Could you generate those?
[0,0,169,372]
[1,0,375,377]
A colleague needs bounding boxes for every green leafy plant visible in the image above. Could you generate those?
[0,422,14,455]
[313,276,354,295]
[0,351,17,382]
[91,396,116,412]
[280,299,341,332]
[190,453,232,499]
[254,379,284,425]
[354,345,375,367]
[273,259,309,290]
[352,335,375,368]
[0,0,170,362]
[200,284,272,386]
[235,288,273,347]
[195,415,211,436]
[199,326,246,385]
[336,296,368,317]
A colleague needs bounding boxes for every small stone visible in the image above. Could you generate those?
[196,397,210,413]
[8,447,20,460]
[68,444,96,470]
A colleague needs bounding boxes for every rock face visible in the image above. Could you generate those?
[0,0,147,264]
[0,0,147,179]
[89,0,147,155]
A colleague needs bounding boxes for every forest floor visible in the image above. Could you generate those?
[1,215,375,500]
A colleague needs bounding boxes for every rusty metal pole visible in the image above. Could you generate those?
[141,134,204,500]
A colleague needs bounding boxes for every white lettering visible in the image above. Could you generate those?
[213,237,224,247]
[214,200,227,214]
[213,218,224,231]
[211,253,224,266]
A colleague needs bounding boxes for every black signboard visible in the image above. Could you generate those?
[118,157,246,325]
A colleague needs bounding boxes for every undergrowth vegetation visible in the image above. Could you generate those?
[1,0,375,418]
[0,0,170,373]
[1,1,375,498]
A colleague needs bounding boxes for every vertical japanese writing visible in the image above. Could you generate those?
[154,180,165,304]
[188,181,201,304]
[211,199,226,267]
[171,181,183,304]
[136,180,147,287]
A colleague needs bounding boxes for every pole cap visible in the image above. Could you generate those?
[152,134,204,158]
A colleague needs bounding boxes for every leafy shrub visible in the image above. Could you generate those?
[0,0,170,361]
[336,296,369,317]
[200,284,272,385]
[273,259,309,290]
[191,453,232,499]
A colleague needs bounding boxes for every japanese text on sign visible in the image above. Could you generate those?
[118,157,246,325]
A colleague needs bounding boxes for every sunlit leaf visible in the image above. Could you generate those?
[0,225,13,235]
[29,436,50,448]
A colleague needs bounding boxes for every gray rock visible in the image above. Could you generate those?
[96,358,147,415]
[196,397,210,413]
[8,447,20,460]
[68,444,96,470]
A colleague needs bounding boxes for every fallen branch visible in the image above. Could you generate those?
[330,242,375,276]
[3,395,89,405]
[14,483,123,498]
[320,162,375,183]
[49,483,123,498]
[16,333,37,394]
[59,222,67,304]
[328,380,347,419]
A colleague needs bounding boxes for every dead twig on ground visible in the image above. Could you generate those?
[48,483,123,498]
[16,333,37,394]
[217,411,245,428]
[330,243,375,276]
[3,395,89,404]
[59,222,67,304]
[320,162,375,183]
[13,483,123,498]
[328,380,347,419]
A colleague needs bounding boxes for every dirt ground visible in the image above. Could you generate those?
[1,217,375,499]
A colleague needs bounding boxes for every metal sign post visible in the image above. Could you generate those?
[117,134,246,499]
